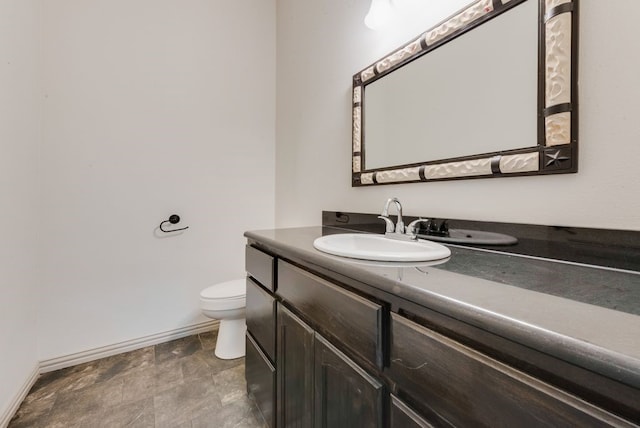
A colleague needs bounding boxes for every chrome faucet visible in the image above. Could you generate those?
[378,197,405,236]
[378,198,431,241]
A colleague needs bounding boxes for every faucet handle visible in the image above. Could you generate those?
[438,219,450,235]
[407,218,431,237]
[377,215,395,234]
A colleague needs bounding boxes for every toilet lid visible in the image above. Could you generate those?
[200,279,246,300]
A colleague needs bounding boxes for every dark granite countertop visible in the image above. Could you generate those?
[245,226,640,391]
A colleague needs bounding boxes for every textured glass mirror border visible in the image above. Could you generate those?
[352,0,578,186]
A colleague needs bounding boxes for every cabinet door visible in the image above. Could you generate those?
[277,303,314,428]
[390,395,435,428]
[314,334,384,428]
[246,333,275,428]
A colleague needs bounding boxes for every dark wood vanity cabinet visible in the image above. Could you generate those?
[245,243,638,428]
[246,245,387,427]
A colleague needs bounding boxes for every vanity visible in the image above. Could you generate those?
[243,220,640,427]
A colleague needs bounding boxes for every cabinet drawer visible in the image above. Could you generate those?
[246,333,275,428]
[278,260,383,368]
[245,245,275,291]
[246,277,276,362]
[389,313,635,427]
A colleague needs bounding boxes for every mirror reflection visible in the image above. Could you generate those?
[364,0,538,169]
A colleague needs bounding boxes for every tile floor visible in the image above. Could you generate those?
[9,329,266,428]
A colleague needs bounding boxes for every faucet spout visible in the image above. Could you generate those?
[381,197,405,234]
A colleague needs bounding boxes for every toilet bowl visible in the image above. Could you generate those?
[199,279,246,359]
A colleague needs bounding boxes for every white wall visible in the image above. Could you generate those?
[39,0,275,360]
[275,0,640,231]
[0,0,41,419]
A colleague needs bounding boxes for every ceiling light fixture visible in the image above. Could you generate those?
[364,0,393,30]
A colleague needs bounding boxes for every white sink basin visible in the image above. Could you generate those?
[313,233,451,262]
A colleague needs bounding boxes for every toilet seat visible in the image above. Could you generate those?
[200,279,246,311]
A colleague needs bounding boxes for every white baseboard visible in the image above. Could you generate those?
[0,364,39,428]
[39,319,219,373]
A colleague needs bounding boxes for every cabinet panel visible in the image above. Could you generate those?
[277,303,314,428]
[246,277,276,362]
[314,334,384,428]
[278,260,384,368]
[389,313,635,427]
[390,395,435,428]
[246,333,275,428]
[246,245,276,291]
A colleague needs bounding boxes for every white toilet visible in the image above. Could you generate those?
[199,279,247,359]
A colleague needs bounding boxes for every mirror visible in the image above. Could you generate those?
[365,0,538,168]
[352,0,578,186]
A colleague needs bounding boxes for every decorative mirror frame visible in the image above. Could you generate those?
[352,0,578,186]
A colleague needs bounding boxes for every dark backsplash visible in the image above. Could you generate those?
[322,211,640,273]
